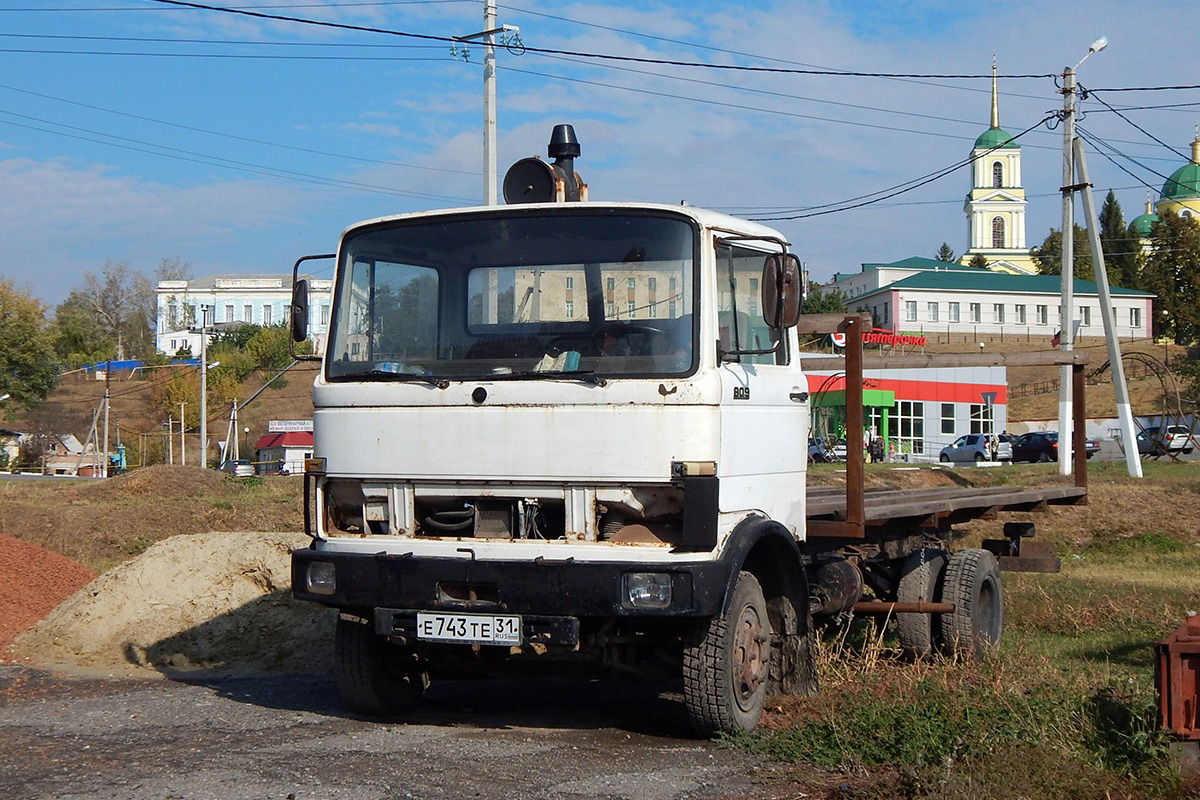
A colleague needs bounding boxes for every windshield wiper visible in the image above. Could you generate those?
[365,369,450,389]
[508,370,609,387]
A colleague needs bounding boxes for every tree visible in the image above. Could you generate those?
[1030,225,1093,280]
[935,243,956,262]
[76,261,156,360]
[1098,191,1140,288]
[1141,210,1200,344]
[967,253,989,268]
[52,291,114,368]
[801,285,848,314]
[0,279,60,409]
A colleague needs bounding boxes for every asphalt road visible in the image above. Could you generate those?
[0,667,810,800]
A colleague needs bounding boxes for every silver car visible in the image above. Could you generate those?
[939,434,1011,463]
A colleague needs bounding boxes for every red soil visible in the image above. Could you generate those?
[0,532,95,653]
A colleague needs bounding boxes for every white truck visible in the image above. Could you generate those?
[289,126,1087,734]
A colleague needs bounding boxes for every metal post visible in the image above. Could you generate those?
[1058,65,1077,476]
[199,307,208,469]
[179,401,186,466]
[842,316,865,532]
[483,0,497,205]
[1074,137,1142,478]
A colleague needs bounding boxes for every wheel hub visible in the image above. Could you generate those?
[733,607,768,705]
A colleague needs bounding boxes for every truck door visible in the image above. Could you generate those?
[715,242,808,530]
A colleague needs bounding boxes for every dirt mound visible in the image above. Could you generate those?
[88,464,232,497]
[8,532,334,675]
[0,533,96,652]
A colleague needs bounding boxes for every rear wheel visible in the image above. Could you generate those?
[896,548,948,660]
[683,571,770,735]
[1037,450,1051,463]
[974,452,985,462]
[938,549,1003,659]
[335,615,429,716]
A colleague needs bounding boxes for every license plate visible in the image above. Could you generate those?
[415,612,521,645]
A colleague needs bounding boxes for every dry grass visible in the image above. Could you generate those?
[0,466,303,572]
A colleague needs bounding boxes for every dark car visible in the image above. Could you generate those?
[1011,431,1101,463]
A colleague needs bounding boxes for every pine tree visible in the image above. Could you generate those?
[1030,225,1093,280]
[1098,191,1139,287]
[935,242,956,262]
[967,253,989,268]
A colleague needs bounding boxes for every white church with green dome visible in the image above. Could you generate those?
[958,62,1038,274]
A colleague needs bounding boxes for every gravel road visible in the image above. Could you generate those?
[0,667,811,800]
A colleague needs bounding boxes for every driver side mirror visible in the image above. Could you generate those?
[290,278,309,343]
[761,253,803,329]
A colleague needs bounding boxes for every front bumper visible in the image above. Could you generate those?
[291,547,731,619]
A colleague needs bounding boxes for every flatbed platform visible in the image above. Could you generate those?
[805,483,1087,537]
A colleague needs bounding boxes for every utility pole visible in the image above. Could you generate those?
[1057,58,1078,476]
[1056,36,1107,476]
[483,0,497,205]
[167,417,173,465]
[179,401,187,466]
[199,306,209,469]
[1075,138,1142,477]
[455,1,519,205]
[102,360,111,478]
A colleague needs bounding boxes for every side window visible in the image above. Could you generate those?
[716,244,788,366]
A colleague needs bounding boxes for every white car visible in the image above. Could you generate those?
[220,459,254,477]
[939,434,1011,463]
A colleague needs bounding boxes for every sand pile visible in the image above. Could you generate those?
[8,532,335,675]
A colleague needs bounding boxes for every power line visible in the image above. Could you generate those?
[748,115,1054,222]
[1084,89,1188,161]
[144,0,1056,79]
[0,82,476,177]
[0,110,474,203]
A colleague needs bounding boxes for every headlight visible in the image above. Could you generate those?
[622,573,672,609]
[306,561,336,595]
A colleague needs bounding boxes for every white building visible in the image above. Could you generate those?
[847,270,1153,339]
[156,275,333,355]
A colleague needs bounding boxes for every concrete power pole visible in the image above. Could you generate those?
[484,0,497,205]
[1074,139,1142,477]
[1057,62,1078,476]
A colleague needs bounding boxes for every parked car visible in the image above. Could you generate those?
[1010,431,1100,463]
[220,459,254,477]
[1136,425,1194,456]
[939,433,1011,463]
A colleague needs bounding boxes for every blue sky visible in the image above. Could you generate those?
[0,0,1195,308]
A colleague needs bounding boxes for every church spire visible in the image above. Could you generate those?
[990,54,999,129]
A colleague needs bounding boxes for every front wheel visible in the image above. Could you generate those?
[683,571,770,735]
[939,453,950,463]
[335,615,429,716]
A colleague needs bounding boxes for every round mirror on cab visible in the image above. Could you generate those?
[761,253,803,329]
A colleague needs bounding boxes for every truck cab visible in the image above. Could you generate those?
[290,194,812,733]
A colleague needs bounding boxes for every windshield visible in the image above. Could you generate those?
[325,210,697,381]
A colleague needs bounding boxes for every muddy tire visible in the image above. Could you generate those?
[335,615,429,716]
[683,571,770,735]
[896,548,948,660]
[938,549,1003,659]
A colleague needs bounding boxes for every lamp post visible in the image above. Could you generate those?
[1057,35,1107,477]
